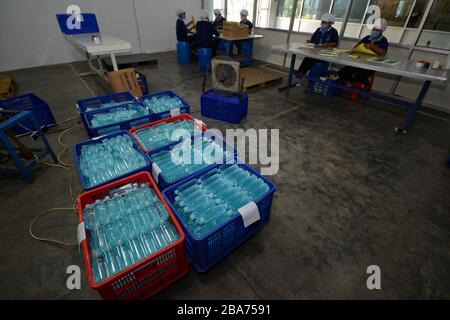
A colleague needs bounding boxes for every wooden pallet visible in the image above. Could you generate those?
[0,75,15,99]
[240,67,282,91]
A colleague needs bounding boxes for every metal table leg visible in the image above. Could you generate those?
[394,80,431,134]
[278,54,299,91]
[110,53,119,71]
[0,132,33,182]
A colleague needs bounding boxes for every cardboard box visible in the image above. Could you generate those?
[107,68,142,97]
[223,21,249,39]
[0,75,15,100]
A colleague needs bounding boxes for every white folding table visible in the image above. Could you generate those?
[273,43,448,133]
[64,33,132,81]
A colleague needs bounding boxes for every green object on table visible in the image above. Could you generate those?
[367,56,400,65]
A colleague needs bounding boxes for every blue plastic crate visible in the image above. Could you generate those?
[140,91,190,121]
[201,90,248,124]
[82,103,153,138]
[163,163,276,272]
[307,78,336,97]
[56,13,100,34]
[76,92,137,114]
[0,93,56,134]
[148,134,237,190]
[73,130,151,191]
[76,92,139,135]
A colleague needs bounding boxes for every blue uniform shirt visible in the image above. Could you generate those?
[194,20,219,48]
[310,27,339,46]
[176,18,188,42]
[358,35,389,52]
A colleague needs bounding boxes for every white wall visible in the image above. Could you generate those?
[134,0,201,54]
[253,27,450,113]
[0,0,201,71]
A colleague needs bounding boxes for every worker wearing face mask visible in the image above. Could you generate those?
[239,9,253,32]
[295,13,339,79]
[213,9,226,30]
[338,18,389,86]
[194,9,219,55]
[176,9,195,44]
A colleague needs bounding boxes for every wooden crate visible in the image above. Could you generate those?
[223,21,249,39]
[0,75,15,99]
[240,67,283,91]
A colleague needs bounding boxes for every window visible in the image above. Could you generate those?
[333,0,370,23]
[204,0,226,20]
[423,0,450,31]
[256,0,271,27]
[406,0,428,28]
[226,0,255,22]
[277,0,301,18]
[416,0,450,49]
[368,0,415,27]
[301,0,332,20]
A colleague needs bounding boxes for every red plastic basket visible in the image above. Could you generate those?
[129,114,207,153]
[77,171,189,300]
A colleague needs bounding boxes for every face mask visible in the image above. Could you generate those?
[320,23,329,31]
[180,14,186,20]
[371,31,381,38]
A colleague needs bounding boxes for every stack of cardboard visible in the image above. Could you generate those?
[223,22,249,39]
[107,68,142,97]
[0,75,15,100]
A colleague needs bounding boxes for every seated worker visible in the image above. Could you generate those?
[239,9,253,32]
[213,9,226,30]
[338,18,389,86]
[295,13,339,79]
[176,9,195,44]
[194,9,219,55]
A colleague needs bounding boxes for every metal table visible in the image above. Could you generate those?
[64,33,132,81]
[218,34,263,67]
[273,42,448,133]
[0,111,57,182]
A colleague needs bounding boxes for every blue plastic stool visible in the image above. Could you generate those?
[198,48,213,72]
[177,42,191,64]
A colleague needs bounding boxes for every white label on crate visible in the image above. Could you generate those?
[170,108,181,117]
[238,202,260,228]
[152,162,161,183]
[77,222,86,245]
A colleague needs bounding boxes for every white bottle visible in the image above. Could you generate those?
[432,59,441,70]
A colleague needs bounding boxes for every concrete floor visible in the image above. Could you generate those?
[1,51,449,299]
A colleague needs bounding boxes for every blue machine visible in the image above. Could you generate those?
[0,110,57,182]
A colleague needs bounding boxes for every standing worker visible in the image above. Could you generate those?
[194,9,219,55]
[176,9,195,45]
[235,9,254,54]
[239,9,253,32]
[295,13,339,79]
[213,9,226,30]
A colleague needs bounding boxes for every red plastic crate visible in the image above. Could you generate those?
[76,171,189,300]
[129,114,207,153]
